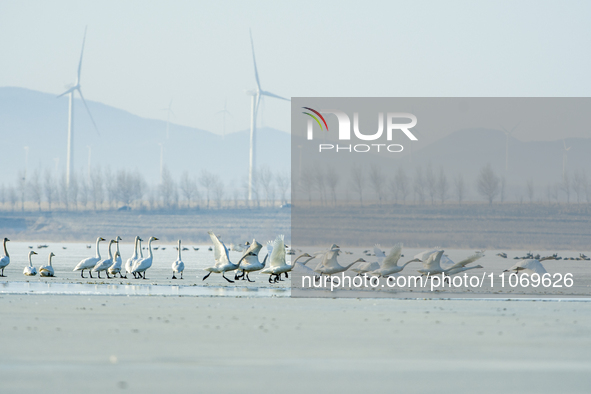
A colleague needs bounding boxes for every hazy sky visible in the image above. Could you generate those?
[2,0,591,140]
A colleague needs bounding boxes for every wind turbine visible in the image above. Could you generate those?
[562,139,571,179]
[57,26,99,187]
[246,29,289,200]
[216,99,232,138]
[162,99,175,139]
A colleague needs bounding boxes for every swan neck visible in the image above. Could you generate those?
[148,239,154,258]
[3,239,8,257]
[28,252,33,266]
[178,240,181,260]
[95,238,102,259]
[48,254,53,266]
[293,254,309,264]
[116,239,121,254]
[344,261,358,270]
[108,241,114,259]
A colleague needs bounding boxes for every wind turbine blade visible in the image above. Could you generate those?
[57,87,76,98]
[249,29,261,91]
[261,90,290,101]
[77,89,100,136]
[77,26,88,84]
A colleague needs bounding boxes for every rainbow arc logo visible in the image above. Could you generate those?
[302,107,329,131]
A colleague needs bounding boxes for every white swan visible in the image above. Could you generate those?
[289,253,318,278]
[125,236,141,279]
[132,236,158,279]
[350,260,381,275]
[39,252,55,277]
[414,248,441,263]
[73,237,105,278]
[260,235,297,283]
[441,252,485,272]
[202,231,247,283]
[504,258,551,275]
[370,243,419,277]
[93,239,117,279]
[23,251,38,276]
[234,240,267,282]
[446,264,484,276]
[313,246,366,278]
[108,236,124,278]
[417,250,446,275]
[172,239,185,279]
[0,237,10,276]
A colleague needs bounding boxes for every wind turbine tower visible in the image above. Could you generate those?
[57,26,99,186]
[246,30,289,201]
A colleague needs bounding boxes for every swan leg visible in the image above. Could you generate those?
[268,275,273,283]
[222,272,235,283]
[246,273,254,283]
[202,272,212,281]
[89,270,93,279]
[180,272,183,279]
[97,271,101,279]
[80,270,86,279]
[143,272,147,279]
[285,272,289,279]
[172,272,177,279]
[106,272,111,279]
[0,268,4,277]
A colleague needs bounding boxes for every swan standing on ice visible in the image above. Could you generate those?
[93,239,117,279]
[125,237,142,279]
[172,240,185,279]
[0,237,10,277]
[108,236,124,278]
[234,240,267,282]
[39,252,55,277]
[260,235,298,283]
[504,257,554,275]
[23,251,38,276]
[202,231,246,283]
[132,236,158,279]
[370,243,419,277]
[73,237,105,278]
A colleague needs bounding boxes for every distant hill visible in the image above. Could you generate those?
[0,87,290,187]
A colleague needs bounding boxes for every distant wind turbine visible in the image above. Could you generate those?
[562,139,571,179]
[161,99,175,139]
[216,99,232,138]
[500,123,520,173]
[57,26,99,186]
[246,29,290,200]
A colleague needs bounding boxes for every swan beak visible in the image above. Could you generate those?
[100,237,106,241]
[32,251,37,255]
[154,237,159,241]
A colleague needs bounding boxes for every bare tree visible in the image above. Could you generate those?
[436,168,448,204]
[59,172,69,210]
[369,164,386,204]
[477,164,500,205]
[69,172,79,210]
[213,179,225,209]
[17,170,26,211]
[29,170,42,211]
[160,166,176,209]
[258,166,274,207]
[199,169,216,209]
[324,166,340,207]
[179,170,198,208]
[43,170,56,211]
[425,163,437,205]
[79,177,88,209]
[413,167,425,204]
[349,166,365,206]
[454,173,465,205]
[572,169,585,203]
[312,168,327,205]
[275,173,290,205]
[395,167,409,204]
[299,170,314,203]
[90,167,104,210]
[526,180,534,204]
[561,172,571,204]
[104,167,116,209]
[8,187,17,211]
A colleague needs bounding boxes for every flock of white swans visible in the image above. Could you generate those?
[0,234,569,284]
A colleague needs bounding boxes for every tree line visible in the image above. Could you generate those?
[0,166,290,212]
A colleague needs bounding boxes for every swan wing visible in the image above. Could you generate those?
[269,235,286,267]
[423,250,444,270]
[208,231,229,266]
[414,248,439,262]
[449,253,484,270]
[381,243,403,268]
[373,245,386,263]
